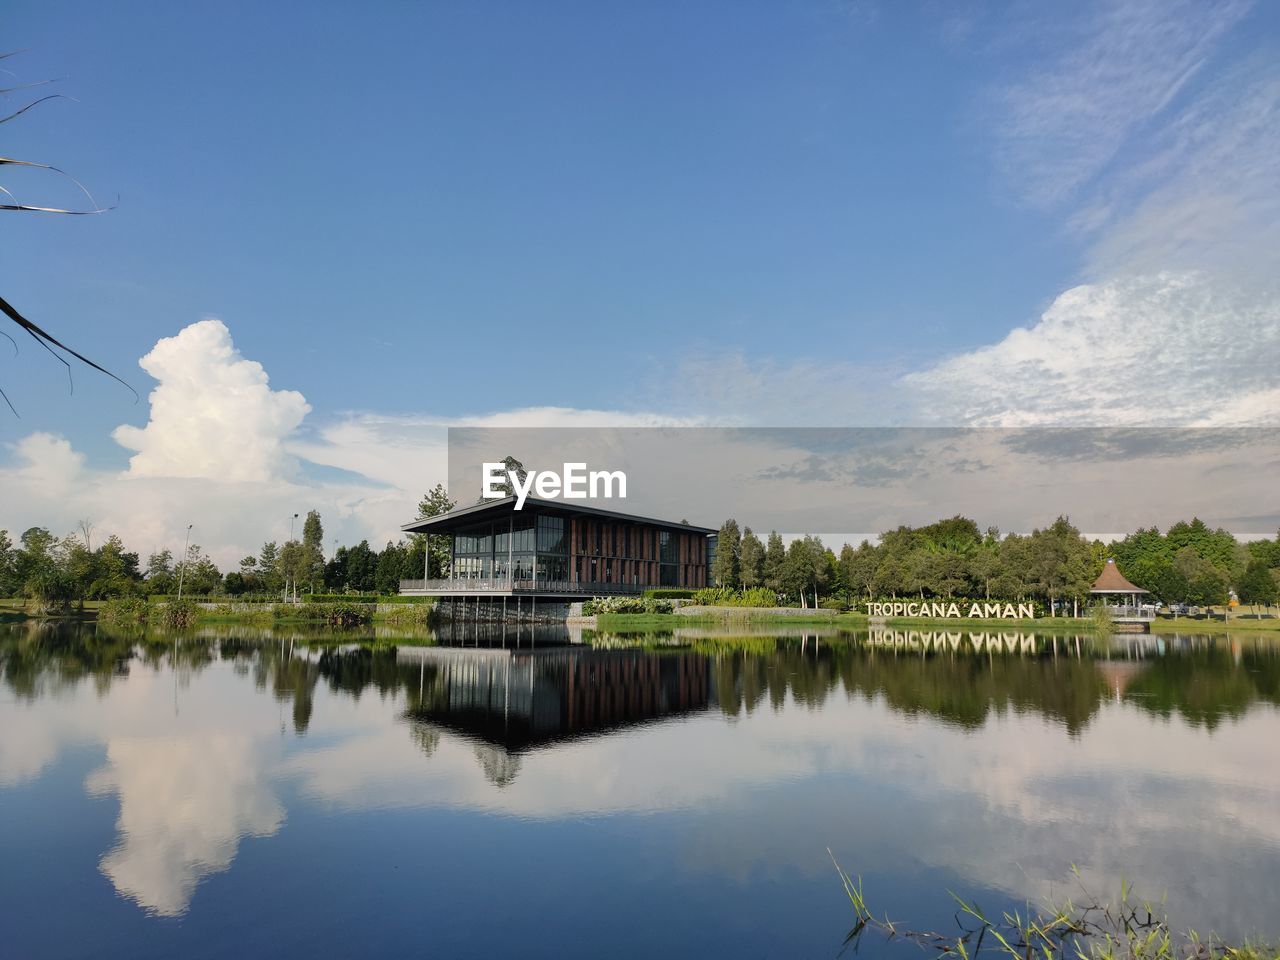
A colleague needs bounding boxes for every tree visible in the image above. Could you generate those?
[258,541,282,595]
[1166,518,1241,577]
[144,549,175,595]
[482,456,528,501]
[1173,545,1226,606]
[872,555,909,598]
[416,482,456,579]
[0,530,18,597]
[278,540,307,601]
[763,531,786,593]
[1245,531,1280,569]
[1238,559,1277,611]
[1027,516,1093,612]
[839,541,879,601]
[375,541,410,594]
[739,528,765,588]
[93,534,140,597]
[339,540,378,592]
[229,555,260,594]
[63,533,95,605]
[712,519,741,589]
[178,543,223,596]
[968,529,1001,600]
[780,535,829,605]
[301,510,325,593]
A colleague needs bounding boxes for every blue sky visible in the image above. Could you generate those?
[3,0,1278,560]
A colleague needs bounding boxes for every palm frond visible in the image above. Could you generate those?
[0,294,139,410]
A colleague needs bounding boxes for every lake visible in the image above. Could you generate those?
[2,620,1279,958]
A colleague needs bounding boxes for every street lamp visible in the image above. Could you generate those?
[284,513,299,603]
[176,523,193,601]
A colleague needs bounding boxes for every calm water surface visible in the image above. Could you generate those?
[2,621,1279,958]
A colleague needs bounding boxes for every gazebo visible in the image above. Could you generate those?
[1091,559,1150,622]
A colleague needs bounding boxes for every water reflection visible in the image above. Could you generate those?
[2,622,1279,945]
[85,733,285,916]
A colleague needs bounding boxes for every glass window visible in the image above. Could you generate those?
[660,530,678,564]
[538,555,567,582]
[537,515,566,554]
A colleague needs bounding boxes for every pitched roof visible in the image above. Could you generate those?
[401,495,717,535]
[1091,559,1147,594]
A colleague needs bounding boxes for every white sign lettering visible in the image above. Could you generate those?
[482,462,628,510]
[865,600,1037,619]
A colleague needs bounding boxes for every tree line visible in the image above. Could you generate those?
[0,485,455,610]
[710,515,1280,610]
[6,496,1278,612]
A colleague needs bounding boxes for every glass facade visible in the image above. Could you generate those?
[440,508,706,591]
[659,531,678,586]
[451,513,567,582]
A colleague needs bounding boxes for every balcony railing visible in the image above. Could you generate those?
[399,578,646,596]
[1101,604,1156,621]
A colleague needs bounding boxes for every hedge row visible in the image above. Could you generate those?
[582,596,675,616]
[691,587,779,608]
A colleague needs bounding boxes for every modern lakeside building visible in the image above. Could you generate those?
[399,495,716,605]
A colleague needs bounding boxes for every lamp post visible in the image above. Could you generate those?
[284,513,299,603]
[176,523,193,600]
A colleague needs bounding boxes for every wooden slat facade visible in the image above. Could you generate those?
[567,516,707,590]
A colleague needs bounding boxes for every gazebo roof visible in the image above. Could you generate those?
[1091,559,1147,594]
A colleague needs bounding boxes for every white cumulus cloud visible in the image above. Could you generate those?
[112,319,310,482]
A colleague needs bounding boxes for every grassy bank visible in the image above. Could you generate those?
[596,607,1280,634]
[596,609,858,631]
[871,615,1096,631]
[600,609,1103,632]
[1151,615,1280,634]
[93,597,435,629]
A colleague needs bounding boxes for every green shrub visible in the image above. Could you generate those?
[1090,603,1114,634]
[303,592,379,604]
[160,599,198,628]
[691,587,778,607]
[582,596,674,616]
[100,596,150,625]
[381,603,433,625]
[148,593,274,603]
[642,588,695,600]
[272,601,373,625]
[318,601,371,627]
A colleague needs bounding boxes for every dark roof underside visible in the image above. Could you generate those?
[402,495,717,535]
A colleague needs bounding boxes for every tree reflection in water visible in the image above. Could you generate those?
[3,622,1280,761]
[3,622,1280,924]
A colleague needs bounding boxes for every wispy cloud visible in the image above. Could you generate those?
[990,0,1253,209]
[905,272,1280,426]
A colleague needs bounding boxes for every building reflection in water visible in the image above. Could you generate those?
[395,625,712,776]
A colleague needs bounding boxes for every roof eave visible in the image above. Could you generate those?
[401,495,717,535]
